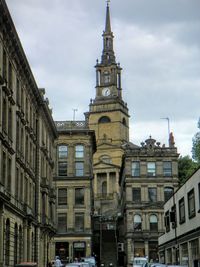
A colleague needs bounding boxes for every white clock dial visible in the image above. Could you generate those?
[102,88,111,96]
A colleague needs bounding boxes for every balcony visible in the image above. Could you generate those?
[55,120,88,131]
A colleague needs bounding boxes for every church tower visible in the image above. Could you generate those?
[88,2,129,215]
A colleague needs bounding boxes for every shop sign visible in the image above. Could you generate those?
[73,242,85,248]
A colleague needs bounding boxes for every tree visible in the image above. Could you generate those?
[192,118,200,163]
[178,155,199,186]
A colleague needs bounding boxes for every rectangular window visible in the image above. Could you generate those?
[58,188,67,205]
[16,78,21,106]
[8,61,12,90]
[2,98,7,132]
[8,108,12,140]
[2,151,6,185]
[164,187,174,202]
[57,213,67,233]
[58,162,67,176]
[75,188,84,205]
[163,161,172,176]
[188,188,196,219]
[58,145,68,159]
[131,162,140,177]
[3,49,7,80]
[132,188,141,202]
[75,145,84,158]
[75,162,84,176]
[75,213,84,232]
[15,168,19,199]
[147,162,156,177]
[179,197,185,224]
[148,187,157,202]
[7,158,11,192]
[164,211,170,232]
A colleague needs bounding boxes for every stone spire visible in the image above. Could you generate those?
[101,1,116,65]
[105,1,111,33]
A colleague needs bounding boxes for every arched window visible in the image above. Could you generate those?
[58,145,68,176]
[133,214,142,231]
[19,226,23,262]
[164,187,174,202]
[98,116,111,123]
[32,232,35,262]
[14,223,18,265]
[102,181,107,195]
[150,215,158,231]
[5,219,10,265]
[58,145,68,159]
[75,145,84,158]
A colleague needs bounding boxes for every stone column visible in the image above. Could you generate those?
[94,173,98,195]
[127,238,133,266]
[116,171,119,193]
[107,172,110,194]
[144,240,149,258]
[0,204,4,267]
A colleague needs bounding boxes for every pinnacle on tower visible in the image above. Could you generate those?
[101,1,116,65]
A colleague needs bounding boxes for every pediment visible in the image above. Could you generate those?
[93,160,120,170]
[97,142,119,149]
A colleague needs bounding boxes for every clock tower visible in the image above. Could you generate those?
[87,2,129,215]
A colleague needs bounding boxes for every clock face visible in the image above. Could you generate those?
[102,88,111,96]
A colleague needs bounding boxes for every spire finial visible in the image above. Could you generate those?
[107,0,110,6]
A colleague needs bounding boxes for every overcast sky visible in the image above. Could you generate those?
[6,0,200,157]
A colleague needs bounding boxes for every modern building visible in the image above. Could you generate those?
[119,135,179,266]
[51,120,96,262]
[0,1,57,266]
[158,167,200,267]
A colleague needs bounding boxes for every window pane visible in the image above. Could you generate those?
[58,162,67,176]
[134,215,142,231]
[132,162,140,176]
[75,188,84,205]
[188,189,195,218]
[150,215,158,231]
[148,188,157,202]
[57,214,67,233]
[75,213,84,232]
[58,189,67,205]
[58,145,68,159]
[163,161,172,176]
[75,145,84,158]
[132,188,141,202]
[179,197,185,223]
[164,187,173,202]
[147,162,156,176]
[75,162,84,176]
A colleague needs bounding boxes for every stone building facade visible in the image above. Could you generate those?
[119,136,179,266]
[0,1,184,267]
[51,120,96,262]
[0,1,57,266]
[159,167,200,267]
